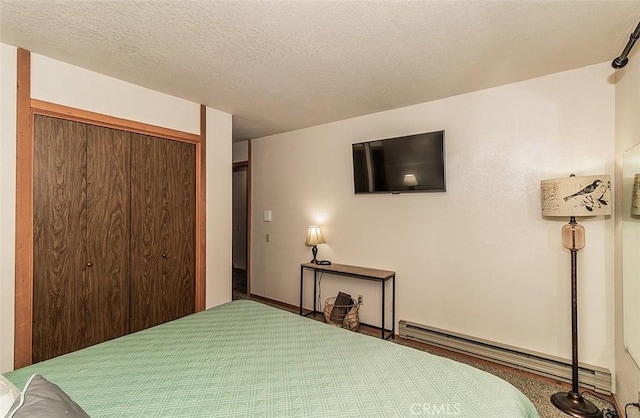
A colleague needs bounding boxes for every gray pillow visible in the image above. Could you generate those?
[6,374,89,418]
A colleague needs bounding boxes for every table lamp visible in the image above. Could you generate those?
[305,226,326,264]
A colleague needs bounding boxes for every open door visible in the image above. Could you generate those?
[232,161,249,299]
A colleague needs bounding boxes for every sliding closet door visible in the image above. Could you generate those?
[84,125,131,347]
[33,116,196,361]
[129,134,195,333]
[33,115,86,363]
[129,134,164,332]
[165,139,196,320]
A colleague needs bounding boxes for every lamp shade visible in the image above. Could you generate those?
[403,174,419,187]
[305,226,326,246]
[540,174,612,217]
[632,174,640,216]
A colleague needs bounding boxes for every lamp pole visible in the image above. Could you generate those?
[550,217,602,418]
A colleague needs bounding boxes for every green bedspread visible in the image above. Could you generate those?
[4,300,538,417]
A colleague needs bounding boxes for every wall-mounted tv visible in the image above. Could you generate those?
[352,130,446,194]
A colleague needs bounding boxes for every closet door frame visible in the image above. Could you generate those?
[14,49,207,368]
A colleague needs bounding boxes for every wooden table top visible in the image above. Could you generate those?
[301,262,395,280]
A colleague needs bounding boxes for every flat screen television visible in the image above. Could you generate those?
[352,130,446,194]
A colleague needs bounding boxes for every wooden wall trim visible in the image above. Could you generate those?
[196,105,206,311]
[15,68,206,368]
[31,99,201,144]
[14,48,33,369]
[232,161,248,170]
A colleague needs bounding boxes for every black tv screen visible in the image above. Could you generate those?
[352,130,446,194]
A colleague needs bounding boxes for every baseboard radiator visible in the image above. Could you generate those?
[399,320,612,395]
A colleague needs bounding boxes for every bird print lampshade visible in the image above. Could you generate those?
[540,174,612,217]
[632,174,640,216]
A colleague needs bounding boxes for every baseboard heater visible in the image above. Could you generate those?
[399,320,612,395]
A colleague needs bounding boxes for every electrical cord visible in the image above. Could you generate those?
[625,402,640,418]
[316,271,324,311]
[581,390,618,418]
[582,389,640,418]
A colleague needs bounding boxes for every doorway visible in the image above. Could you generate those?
[232,162,249,299]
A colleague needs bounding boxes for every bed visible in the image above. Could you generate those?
[3,300,538,417]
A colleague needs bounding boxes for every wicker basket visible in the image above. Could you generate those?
[323,296,360,331]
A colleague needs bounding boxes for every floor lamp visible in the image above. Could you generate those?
[540,174,611,418]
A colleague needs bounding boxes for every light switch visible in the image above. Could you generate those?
[263,210,272,222]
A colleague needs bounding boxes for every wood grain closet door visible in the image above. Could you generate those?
[164,139,195,321]
[33,115,86,363]
[84,125,131,346]
[129,134,195,333]
[129,134,164,332]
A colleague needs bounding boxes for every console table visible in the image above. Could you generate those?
[299,262,396,339]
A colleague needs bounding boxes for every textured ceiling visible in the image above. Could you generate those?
[1,1,639,141]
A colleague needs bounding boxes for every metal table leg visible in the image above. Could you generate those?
[391,274,395,339]
[299,266,304,315]
[313,269,317,316]
[381,280,385,339]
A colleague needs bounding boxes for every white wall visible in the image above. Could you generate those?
[31,55,200,135]
[0,44,18,374]
[0,46,233,372]
[615,47,640,416]
[233,140,249,163]
[206,107,233,308]
[251,63,616,376]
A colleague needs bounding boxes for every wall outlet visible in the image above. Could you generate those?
[358,294,363,305]
[266,233,270,242]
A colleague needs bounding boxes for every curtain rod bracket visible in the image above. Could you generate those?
[612,21,640,69]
